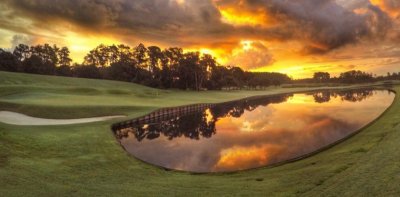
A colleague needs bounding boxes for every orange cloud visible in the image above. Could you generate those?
[227,40,275,69]
[218,6,273,27]
[370,0,400,18]
[214,145,281,171]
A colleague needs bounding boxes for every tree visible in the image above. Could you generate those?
[22,55,55,75]
[13,44,30,61]
[133,43,148,69]
[107,61,138,82]
[117,44,135,63]
[147,46,163,74]
[231,67,246,88]
[30,44,59,66]
[160,64,173,88]
[313,72,330,83]
[178,52,201,90]
[84,44,109,67]
[3,42,298,90]
[108,45,119,65]
[163,47,183,86]
[197,54,216,90]
[58,47,72,67]
[56,65,72,76]
[339,70,374,83]
[0,49,20,72]
[207,66,229,90]
[73,64,102,79]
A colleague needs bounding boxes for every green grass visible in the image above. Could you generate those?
[1,71,400,196]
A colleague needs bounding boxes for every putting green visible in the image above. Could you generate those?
[1,71,399,196]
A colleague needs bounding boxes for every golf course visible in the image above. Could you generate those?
[1,71,400,196]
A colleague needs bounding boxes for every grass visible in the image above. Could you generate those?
[0,71,400,196]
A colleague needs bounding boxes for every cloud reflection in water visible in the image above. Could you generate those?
[114,89,394,172]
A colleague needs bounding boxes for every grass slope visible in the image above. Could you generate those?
[0,71,399,196]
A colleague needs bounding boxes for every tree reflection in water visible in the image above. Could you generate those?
[112,88,394,172]
[114,88,377,142]
[311,89,375,103]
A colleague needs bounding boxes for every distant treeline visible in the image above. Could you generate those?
[297,71,400,84]
[0,43,290,90]
[0,43,398,90]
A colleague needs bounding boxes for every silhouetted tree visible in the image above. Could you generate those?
[178,52,199,90]
[107,61,138,82]
[30,44,59,66]
[148,46,163,74]
[73,64,101,79]
[13,44,30,61]
[58,47,72,67]
[339,70,374,83]
[207,66,229,90]
[22,55,55,75]
[134,43,148,70]
[2,42,300,90]
[164,47,183,86]
[0,49,20,72]
[313,72,330,83]
[84,44,109,67]
[56,65,73,76]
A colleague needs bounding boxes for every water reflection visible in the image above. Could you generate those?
[310,89,374,103]
[113,89,394,172]
[114,94,291,142]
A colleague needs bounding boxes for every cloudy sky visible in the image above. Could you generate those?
[0,0,399,78]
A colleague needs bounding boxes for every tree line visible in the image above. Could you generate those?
[310,71,376,83]
[0,43,398,89]
[304,70,400,84]
[0,43,290,90]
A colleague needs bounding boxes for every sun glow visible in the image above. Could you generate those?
[184,47,228,63]
[240,40,253,51]
[174,0,185,6]
[199,48,215,56]
[219,7,270,27]
[64,32,121,63]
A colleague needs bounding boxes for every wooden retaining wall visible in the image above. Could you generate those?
[112,103,217,130]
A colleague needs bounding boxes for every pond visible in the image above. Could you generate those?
[113,89,395,173]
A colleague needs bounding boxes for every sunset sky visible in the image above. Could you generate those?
[0,0,399,78]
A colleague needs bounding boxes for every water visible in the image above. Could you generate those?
[113,89,395,173]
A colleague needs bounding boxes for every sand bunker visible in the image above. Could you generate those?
[0,111,125,126]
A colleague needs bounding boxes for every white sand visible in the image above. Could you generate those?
[0,111,125,126]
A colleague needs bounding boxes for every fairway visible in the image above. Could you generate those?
[1,71,400,196]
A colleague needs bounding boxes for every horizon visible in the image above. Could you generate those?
[0,0,399,78]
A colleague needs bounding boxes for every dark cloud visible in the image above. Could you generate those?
[0,0,397,54]
[6,0,122,28]
[3,0,234,47]
[217,0,393,54]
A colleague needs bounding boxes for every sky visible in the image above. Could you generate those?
[0,0,399,78]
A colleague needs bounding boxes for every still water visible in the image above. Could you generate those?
[113,89,395,172]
